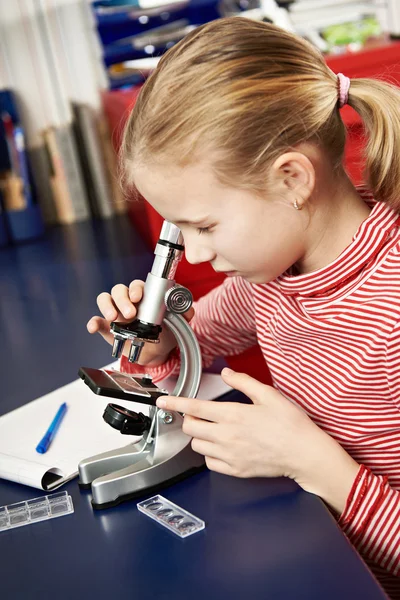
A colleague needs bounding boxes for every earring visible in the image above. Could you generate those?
[293,199,302,210]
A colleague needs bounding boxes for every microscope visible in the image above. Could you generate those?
[78,221,205,509]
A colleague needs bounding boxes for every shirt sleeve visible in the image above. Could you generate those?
[337,318,400,579]
[338,464,400,577]
[120,276,258,382]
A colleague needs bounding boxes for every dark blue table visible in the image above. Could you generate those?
[0,217,387,599]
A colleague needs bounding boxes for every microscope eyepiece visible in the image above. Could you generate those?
[159,221,184,246]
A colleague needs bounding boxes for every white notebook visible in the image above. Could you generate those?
[0,364,231,491]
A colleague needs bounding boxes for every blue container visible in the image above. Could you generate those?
[5,204,45,243]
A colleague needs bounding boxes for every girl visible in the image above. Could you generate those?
[87,18,400,597]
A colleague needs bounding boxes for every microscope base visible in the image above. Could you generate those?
[78,409,206,509]
[92,462,206,510]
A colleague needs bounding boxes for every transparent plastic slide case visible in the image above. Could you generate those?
[137,495,205,538]
[0,491,74,532]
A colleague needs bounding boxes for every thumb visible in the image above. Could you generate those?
[221,368,266,405]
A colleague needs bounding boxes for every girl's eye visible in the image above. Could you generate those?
[197,226,211,235]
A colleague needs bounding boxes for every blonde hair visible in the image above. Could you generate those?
[121,17,400,210]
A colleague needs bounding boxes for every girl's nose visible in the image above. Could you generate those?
[184,238,216,265]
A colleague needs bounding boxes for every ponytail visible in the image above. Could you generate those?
[349,79,400,210]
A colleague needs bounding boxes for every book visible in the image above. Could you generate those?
[72,102,116,219]
[43,126,90,224]
[97,112,127,214]
[0,3,91,224]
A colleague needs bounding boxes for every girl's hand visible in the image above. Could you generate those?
[156,368,360,513]
[86,280,194,366]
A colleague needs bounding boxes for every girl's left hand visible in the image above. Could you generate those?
[156,367,330,482]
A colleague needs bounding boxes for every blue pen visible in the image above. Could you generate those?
[36,402,68,454]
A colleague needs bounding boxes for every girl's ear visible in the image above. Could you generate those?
[270,151,315,210]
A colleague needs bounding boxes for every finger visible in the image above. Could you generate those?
[221,368,267,405]
[128,280,145,303]
[191,438,224,460]
[110,284,137,320]
[156,396,226,423]
[86,316,114,342]
[204,456,233,476]
[96,292,119,322]
[97,289,134,323]
[182,415,219,442]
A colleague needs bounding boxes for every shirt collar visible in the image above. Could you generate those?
[277,198,400,298]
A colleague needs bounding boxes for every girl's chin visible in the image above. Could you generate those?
[243,273,270,284]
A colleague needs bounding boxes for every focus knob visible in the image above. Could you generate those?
[165,285,193,314]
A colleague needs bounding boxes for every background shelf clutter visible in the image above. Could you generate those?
[0,0,399,248]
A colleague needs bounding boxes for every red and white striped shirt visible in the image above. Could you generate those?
[122,189,400,598]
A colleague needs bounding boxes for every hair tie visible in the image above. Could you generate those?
[337,73,350,108]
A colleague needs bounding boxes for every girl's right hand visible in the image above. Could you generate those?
[86,279,194,367]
